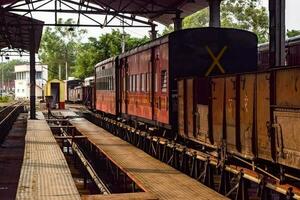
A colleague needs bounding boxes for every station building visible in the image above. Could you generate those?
[14,64,48,100]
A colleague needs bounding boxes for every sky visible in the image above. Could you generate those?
[261,0,300,31]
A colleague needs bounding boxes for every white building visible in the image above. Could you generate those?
[14,64,48,100]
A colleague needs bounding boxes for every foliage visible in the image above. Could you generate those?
[74,29,149,79]
[220,0,268,43]
[0,96,10,103]
[162,0,269,43]
[287,29,300,38]
[183,8,209,28]
[39,18,86,80]
[0,59,26,83]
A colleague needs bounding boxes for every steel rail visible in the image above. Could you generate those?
[59,126,111,195]
[0,101,24,125]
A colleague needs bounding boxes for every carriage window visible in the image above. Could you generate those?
[137,74,140,92]
[141,73,146,92]
[161,70,167,92]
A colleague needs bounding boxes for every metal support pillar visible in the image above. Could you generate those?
[30,25,36,119]
[149,25,157,40]
[173,12,183,31]
[209,0,221,27]
[269,0,285,67]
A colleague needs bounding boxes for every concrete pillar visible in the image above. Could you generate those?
[269,0,285,67]
[149,25,157,40]
[30,25,36,119]
[173,12,183,31]
[209,0,221,27]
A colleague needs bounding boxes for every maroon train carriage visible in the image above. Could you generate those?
[69,85,83,103]
[258,35,300,70]
[178,65,300,170]
[83,77,95,109]
[95,57,117,115]
[95,27,258,130]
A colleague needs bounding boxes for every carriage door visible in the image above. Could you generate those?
[153,45,169,125]
[120,59,128,115]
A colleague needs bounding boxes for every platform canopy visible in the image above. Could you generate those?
[0,0,208,26]
[89,0,208,25]
[0,10,44,53]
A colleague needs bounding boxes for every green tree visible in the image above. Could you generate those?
[0,59,26,83]
[163,0,268,43]
[39,18,86,80]
[287,29,300,38]
[74,29,149,79]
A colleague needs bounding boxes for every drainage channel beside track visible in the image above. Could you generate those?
[46,115,145,196]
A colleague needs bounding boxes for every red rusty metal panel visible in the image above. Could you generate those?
[153,43,169,125]
[225,76,237,153]
[239,74,255,159]
[126,49,153,121]
[96,91,116,115]
[276,68,300,108]
[257,73,272,161]
[212,77,225,147]
[196,104,210,143]
[186,78,194,138]
[274,110,300,169]
[193,78,211,145]
[178,79,185,137]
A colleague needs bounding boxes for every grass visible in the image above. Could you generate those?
[0,96,11,103]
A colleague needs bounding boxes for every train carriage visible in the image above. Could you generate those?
[95,27,258,130]
[118,28,257,129]
[178,66,300,170]
[95,57,117,115]
[83,77,95,109]
[258,35,300,69]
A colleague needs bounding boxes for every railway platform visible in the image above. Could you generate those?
[16,111,80,200]
[60,110,228,200]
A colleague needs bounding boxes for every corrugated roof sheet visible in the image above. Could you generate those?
[0,10,44,53]
[0,0,208,25]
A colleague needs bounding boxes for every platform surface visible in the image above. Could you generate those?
[16,112,80,200]
[82,192,158,200]
[68,112,228,200]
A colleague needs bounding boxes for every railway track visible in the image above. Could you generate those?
[0,101,25,143]
[82,111,300,200]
